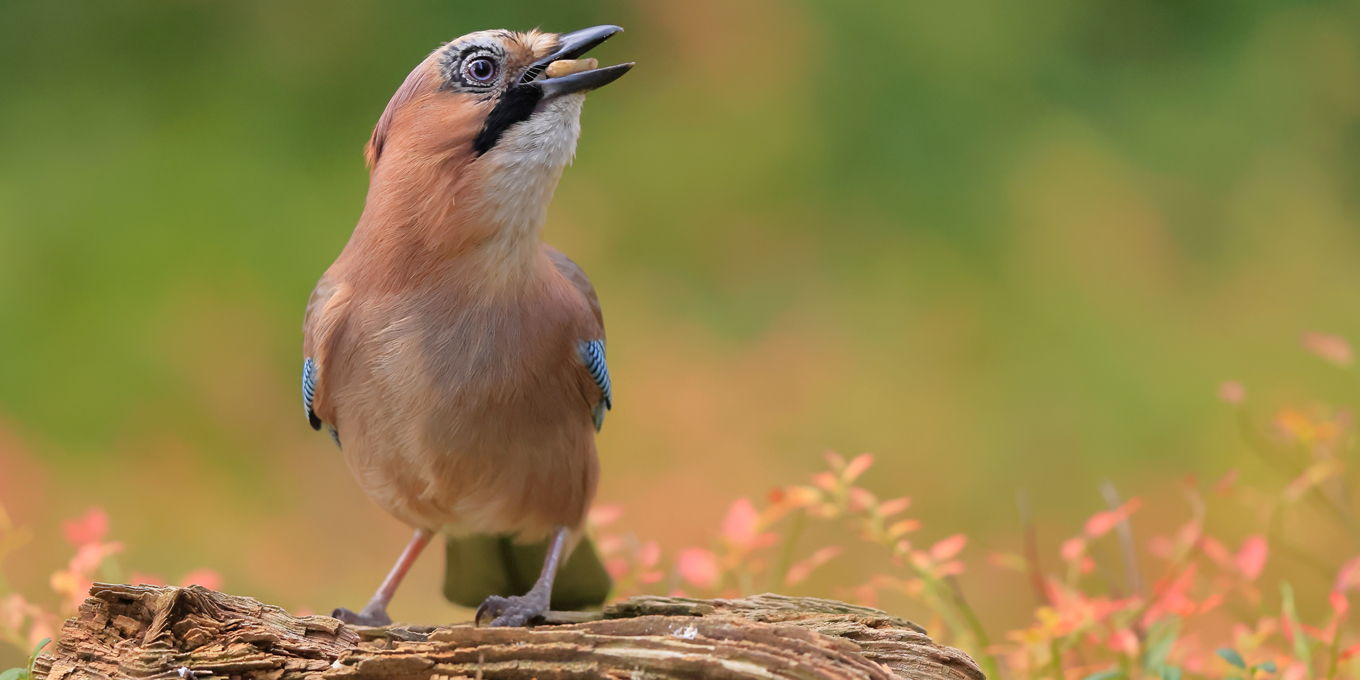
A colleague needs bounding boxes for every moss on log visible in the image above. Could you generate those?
[34,584,984,679]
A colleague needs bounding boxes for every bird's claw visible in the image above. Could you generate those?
[476,592,549,627]
[332,605,393,627]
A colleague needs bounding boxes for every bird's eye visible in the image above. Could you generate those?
[464,57,498,84]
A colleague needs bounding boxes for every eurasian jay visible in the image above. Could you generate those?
[301,26,630,627]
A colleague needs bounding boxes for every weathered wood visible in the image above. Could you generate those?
[34,584,984,680]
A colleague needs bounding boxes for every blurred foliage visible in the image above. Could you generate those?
[1,0,1359,670]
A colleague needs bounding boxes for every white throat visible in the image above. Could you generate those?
[468,94,584,244]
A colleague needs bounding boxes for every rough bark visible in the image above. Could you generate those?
[34,584,984,680]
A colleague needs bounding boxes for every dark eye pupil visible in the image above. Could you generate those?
[468,58,495,82]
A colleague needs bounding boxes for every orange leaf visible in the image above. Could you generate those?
[178,569,222,591]
[785,546,843,586]
[604,558,629,579]
[989,552,1027,571]
[1202,537,1232,566]
[62,508,109,548]
[1217,380,1247,404]
[1331,590,1350,617]
[848,487,876,512]
[1213,469,1240,494]
[1061,537,1086,562]
[843,453,874,483]
[677,548,721,589]
[1336,555,1360,592]
[1235,536,1268,581]
[638,541,661,568]
[721,498,760,549]
[1085,498,1142,538]
[783,486,823,507]
[1302,332,1353,367]
[811,472,838,492]
[887,519,921,539]
[128,572,166,587]
[877,497,912,517]
[1340,642,1360,662]
[587,504,623,528]
[929,534,967,561]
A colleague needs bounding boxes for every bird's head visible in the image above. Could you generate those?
[361,26,631,239]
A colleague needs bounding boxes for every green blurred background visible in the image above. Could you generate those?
[1,0,1358,659]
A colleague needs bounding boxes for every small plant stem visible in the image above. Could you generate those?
[1048,638,1064,680]
[1100,482,1143,603]
[1018,490,1053,606]
[771,511,806,591]
[912,566,999,679]
[1238,410,1360,547]
[945,575,1000,680]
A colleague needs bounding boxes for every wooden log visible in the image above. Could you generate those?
[34,584,984,680]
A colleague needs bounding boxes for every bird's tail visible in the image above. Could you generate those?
[442,533,612,611]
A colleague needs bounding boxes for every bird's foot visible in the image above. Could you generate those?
[475,591,550,627]
[332,603,393,627]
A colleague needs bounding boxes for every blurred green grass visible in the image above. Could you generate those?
[0,0,1358,659]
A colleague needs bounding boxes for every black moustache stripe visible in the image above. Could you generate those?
[473,85,543,156]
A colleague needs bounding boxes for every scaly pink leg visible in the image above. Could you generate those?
[333,528,433,626]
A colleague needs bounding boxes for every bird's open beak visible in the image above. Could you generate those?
[521,25,634,99]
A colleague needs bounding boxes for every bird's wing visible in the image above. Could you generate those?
[578,339,612,430]
[546,246,612,430]
[301,273,353,438]
[302,356,321,430]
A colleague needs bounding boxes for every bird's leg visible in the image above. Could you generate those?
[476,526,569,627]
[333,528,433,627]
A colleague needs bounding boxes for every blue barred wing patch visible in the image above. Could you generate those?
[578,339,612,430]
[302,357,321,430]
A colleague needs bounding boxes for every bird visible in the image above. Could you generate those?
[301,25,631,628]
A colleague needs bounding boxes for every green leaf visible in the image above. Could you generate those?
[1255,660,1278,674]
[24,637,49,679]
[1142,617,1180,669]
[1281,583,1313,666]
[0,668,27,680]
[1217,648,1247,669]
[27,638,49,660]
[1081,670,1123,680]
[1159,668,1182,680]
